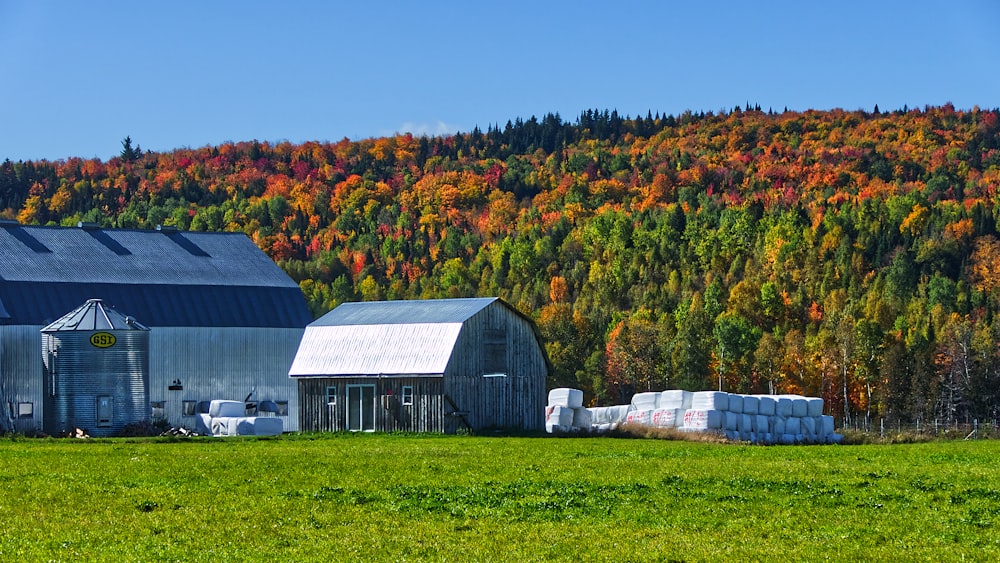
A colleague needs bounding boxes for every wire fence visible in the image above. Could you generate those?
[840,417,1000,440]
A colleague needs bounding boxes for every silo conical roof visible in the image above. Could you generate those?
[41,299,149,332]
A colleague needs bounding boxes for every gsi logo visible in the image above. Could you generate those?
[90,332,116,348]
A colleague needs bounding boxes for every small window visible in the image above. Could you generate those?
[17,402,33,418]
[326,386,337,406]
[401,386,414,406]
[275,401,289,416]
[182,400,197,416]
[484,328,507,375]
[151,401,165,419]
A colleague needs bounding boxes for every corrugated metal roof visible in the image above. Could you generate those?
[0,224,297,287]
[311,297,498,326]
[0,224,311,328]
[289,323,462,376]
[42,298,149,332]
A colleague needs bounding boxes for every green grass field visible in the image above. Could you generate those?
[1,434,998,561]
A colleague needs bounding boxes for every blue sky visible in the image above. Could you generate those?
[2,1,998,162]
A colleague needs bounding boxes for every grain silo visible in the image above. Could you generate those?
[41,299,150,437]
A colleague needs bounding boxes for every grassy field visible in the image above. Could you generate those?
[1,434,998,561]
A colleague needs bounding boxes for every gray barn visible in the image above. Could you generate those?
[0,221,312,434]
[289,298,548,433]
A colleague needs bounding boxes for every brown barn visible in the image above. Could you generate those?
[289,298,548,433]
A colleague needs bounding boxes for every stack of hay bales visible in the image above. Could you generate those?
[545,388,587,433]
[198,399,284,437]
[543,387,842,444]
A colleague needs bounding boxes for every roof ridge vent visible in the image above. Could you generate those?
[156,225,179,233]
[77,221,100,230]
[0,219,20,227]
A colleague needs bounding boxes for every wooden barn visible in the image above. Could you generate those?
[288,298,548,433]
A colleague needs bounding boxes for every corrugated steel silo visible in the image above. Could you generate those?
[41,299,150,437]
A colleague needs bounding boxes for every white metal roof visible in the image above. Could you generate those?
[288,322,462,377]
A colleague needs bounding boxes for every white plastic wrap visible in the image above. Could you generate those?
[728,394,744,414]
[548,388,584,408]
[209,400,245,418]
[776,397,793,417]
[756,395,776,416]
[630,392,661,411]
[626,409,653,426]
[572,407,593,429]
[684,409,724,430]
[806,397,824,417]
[691,391,729,411]
[651,408,683,428]
[660,390,692,410]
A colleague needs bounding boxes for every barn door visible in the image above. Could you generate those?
[346,384,375,432]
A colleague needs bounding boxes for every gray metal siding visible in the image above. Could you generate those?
[149,327,303,432]
[0,326,44,434]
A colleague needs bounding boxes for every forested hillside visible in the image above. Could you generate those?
[4,104,1000,425]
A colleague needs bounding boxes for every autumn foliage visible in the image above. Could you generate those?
[3,104,1000,424]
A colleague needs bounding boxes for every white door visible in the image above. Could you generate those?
[346,384,375,431]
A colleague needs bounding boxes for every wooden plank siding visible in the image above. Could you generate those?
[298,377,446,432]
[443,302,546,432]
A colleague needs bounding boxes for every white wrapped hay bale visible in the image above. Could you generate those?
[756,395,776,416]
[753,414,770,434]
[548,388,584,408]
[572,407,593,430]
[626,409,653,426]
[692,391,729,411]
[742,395,759,415]
[738,413,753,433]
[660,390,692,410]
[683,409,724,430]
[801,416,816,439]
[195,413,213,436]
[652,408,683,428]
[588,407,611,425]
[609,405,633,425]
[209,400,245,418]
[724,411,739,431]
[782,395,808,418]
[785,416,802,435]
[631,392,661,411]
[776,397,793,417]
[806,397,824,417]
[821,415,835,436]
[728,394,744,413]
[779,433,797,445]
[773,417,787,435]
[725,430,741,441]
[545,405,574,433]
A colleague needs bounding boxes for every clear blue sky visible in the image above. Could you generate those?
[2,1,998,162]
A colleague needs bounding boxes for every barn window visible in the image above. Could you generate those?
[151,401,165,419]
[484,329,507,375]
[401,386,414,406]
[17,402,33,418]
[275,401,289,416]
[326,386,337,406]
[182,400,197,416]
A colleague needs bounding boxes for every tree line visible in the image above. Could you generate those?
[3,104,1000,425]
